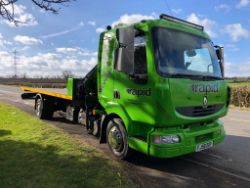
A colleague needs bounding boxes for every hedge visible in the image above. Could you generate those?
[230,86,250,108]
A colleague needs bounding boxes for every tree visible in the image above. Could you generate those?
[62,70,73,79]
[0,0,73,24]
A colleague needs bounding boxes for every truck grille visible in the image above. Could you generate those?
[176,104,224,117]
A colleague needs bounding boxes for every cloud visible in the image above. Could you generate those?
[56,47,97,56]
[95,13,156,33]
[96,27,105,33]
[14,35,43,45]
[187,13,217,37]
[2,4,38,27]
[226,44,240,52]
[215,4,231,13]
[224,23,249,41]
[87,21,96,26]
[56,48,78,54]
[0,33,13,48]
[171,8,183,14]
[0,48,97,77]
[19,46,30,51]
[79,21,84,26]
[225,60,250,77]
[111,13,155,27]
[236,0,250,8]
[40,22,85,39]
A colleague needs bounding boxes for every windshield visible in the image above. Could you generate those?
[152,27,222,79]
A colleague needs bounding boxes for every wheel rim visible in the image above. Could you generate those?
[92,121,99,136]
[108,125,123,152]
[78,109,85,125]
[36,98,42,116]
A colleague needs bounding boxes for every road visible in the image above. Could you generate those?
[0,84,250,188]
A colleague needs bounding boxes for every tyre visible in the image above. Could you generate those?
[78,108,99,136]
[106,118,132,159]
[35,95,53,119]
[35,97,43,118]
[91,120,100,136]
[87,120,100,137]
[78,108,86,125]
[66,106,79,123]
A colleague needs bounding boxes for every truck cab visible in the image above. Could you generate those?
[97,14,229,159]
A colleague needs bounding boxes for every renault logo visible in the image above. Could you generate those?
[203,96,208,106]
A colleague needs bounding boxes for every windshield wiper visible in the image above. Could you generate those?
[201,75,223,81]
[169,73,222,81]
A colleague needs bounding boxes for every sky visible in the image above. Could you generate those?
[0,0,250,78]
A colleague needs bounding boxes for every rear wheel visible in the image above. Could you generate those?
[78,109,100,136]
[106,118,132,159]
[88,120,100,137]
[35,97,42,118]
[35,95,53,119]
[78,108,86,125]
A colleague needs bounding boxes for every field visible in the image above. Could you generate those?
[0,103,134,188]
[226,81,250,108]
[227,81,250,88]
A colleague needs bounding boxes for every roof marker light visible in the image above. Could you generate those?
[159,14,204,31]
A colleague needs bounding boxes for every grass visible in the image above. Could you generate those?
[0,103,134,188]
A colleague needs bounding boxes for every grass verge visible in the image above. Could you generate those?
[0,102,134,188]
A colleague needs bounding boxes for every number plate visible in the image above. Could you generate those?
[196,140,213,152]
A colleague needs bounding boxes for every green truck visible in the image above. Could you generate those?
[21,14,230,159]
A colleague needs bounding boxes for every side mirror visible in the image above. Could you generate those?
[185,62,191,68]
[116,28,135,47]
[215,46,224,77]
[186,50,197,57]
[116,28,135,75]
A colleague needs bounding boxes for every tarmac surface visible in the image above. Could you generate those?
[0,84,250,188]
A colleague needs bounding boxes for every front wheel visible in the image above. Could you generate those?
[106,118,132,159]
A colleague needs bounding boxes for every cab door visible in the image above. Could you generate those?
[113,30,155,130]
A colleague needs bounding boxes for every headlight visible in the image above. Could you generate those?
[152,135,180,144]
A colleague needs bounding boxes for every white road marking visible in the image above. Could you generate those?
[0,96,33,107]
[0,90,21,98]
[12,99,21,102]
[228,118,250,124]
[0,89,19,95]
[183,158,250,182]
[201,151,224,160]
[23,101,33,106]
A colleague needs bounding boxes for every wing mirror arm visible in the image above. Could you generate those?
[214,45,224,78]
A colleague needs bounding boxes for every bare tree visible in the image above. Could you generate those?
[62,70,73,79]
[0,0,73,24]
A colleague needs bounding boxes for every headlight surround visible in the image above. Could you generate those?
[152,135,180,144]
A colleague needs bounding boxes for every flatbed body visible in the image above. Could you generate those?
[21,86,72,100]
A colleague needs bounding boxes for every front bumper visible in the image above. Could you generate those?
[148,121,225,158]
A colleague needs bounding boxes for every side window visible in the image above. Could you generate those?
[114,33,147,75]
[134,35,147,74]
